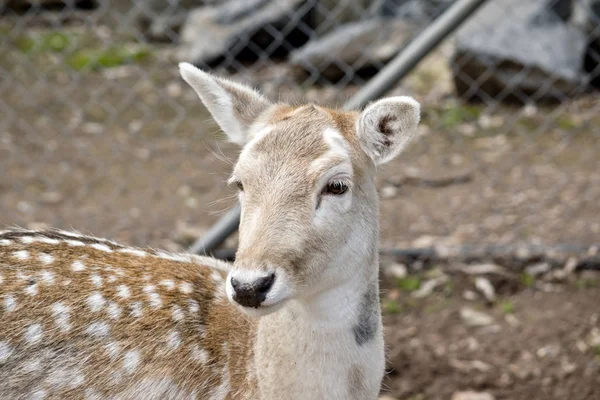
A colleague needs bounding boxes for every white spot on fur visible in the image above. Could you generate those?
[166,330,181,349]
[65,240,85,247]
[172,305,184,322]
[211,271,223,282]
[25,283,38,296]
[208,366,231,400]
[143,284,156,293]
[188,299,199,314]
[123,350,141,374]
[39,237,60,245]
[191,346,209,364]
[107,275,117,283]
[86,321,110,337]
[38,253,54,265]
[21,236,35,244]
[55,229,84,238]
[91,243,113,253]
[148,293,162,309]
[72,260,86,272]
[85,388,103,400]
[118,248,147,257]
[13,250,29,260]
[117,284,131,299]
[160,280,175,290]
[51,302,71,333]
[179,282,193,294]
[40,270,55,284]
[105,342,121,360]
[16,271,30,281]
[0,273,3,285]
[0,239,11,246]
[0,342,13,362]
[25,323,43,344]
[90,273,103,287]
[4,295,16,312]
[29,389,47,400]
[87,292,106,312]
[22,358,41,372]
[130,302,143,318]
[155,251,190,263]
[107,302,121,320]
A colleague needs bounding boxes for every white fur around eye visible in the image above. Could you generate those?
[314,188,352,227]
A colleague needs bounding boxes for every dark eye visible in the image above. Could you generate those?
[323,181,349,196]
[236,181,244,191]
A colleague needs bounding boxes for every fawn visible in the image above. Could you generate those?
[0,63,420,399]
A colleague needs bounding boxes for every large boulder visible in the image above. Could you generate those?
[177,0,311,67]
[452,0,589,102]
[289,17,416,83]
[573,0,600,88]
[134,0,210,42]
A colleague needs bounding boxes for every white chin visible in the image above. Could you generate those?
[233,299,288,318]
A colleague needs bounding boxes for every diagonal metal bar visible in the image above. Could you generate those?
[189,0,489,256]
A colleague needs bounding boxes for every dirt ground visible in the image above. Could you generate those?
[1,9,600,400]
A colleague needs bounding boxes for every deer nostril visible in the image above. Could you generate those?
[255,273,275,294]
[230,277,240,290]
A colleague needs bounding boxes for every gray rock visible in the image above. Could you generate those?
[452,0,589,102]
[377,0,455,22]
[4,0,92,9]
[178,0,309,66]
[289,17,416,82]
[573,0,600,87]
[134,0,209,42]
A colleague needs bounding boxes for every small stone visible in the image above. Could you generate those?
[381,186,398,199]
[525,262,551,277]
[383,263,407,279]
[451,391,495,400]
[475,277,496,302]
[412,276,449,299]
[459,263,508,276]
[463,290,479,301]
[40,191,63,204]
[82,122,104,135]
[460,307,494,327]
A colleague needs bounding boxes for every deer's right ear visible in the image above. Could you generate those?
[179,62,272,145]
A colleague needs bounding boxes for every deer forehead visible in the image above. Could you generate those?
[234,105,358,186]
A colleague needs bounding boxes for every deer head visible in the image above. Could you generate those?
[179,63,420,317]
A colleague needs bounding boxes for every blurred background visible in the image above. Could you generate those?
[1,0,599,398]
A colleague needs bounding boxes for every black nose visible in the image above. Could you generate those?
[230,273,275,308]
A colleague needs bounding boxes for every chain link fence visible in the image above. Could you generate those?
[1,0,599,254]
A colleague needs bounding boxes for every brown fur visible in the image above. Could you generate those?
[0,230,256,399]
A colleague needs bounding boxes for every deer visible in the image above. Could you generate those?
[0,62,420,400]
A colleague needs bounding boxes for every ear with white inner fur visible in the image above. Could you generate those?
[179,62,272,145]
[357,96,421,165]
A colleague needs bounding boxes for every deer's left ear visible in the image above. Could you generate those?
[179,62,272,146]
[357,96,420,165]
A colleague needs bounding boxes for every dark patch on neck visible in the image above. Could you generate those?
[352,282,380,346]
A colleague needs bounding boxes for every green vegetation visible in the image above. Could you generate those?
[499,300,515,314]
[67,46,152,71]
[396,276,421,292]
[382,299,402,314]
[9,30,152,71]
[593,345,600,360]
[520,273,535,288]
[576,277,598,289]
